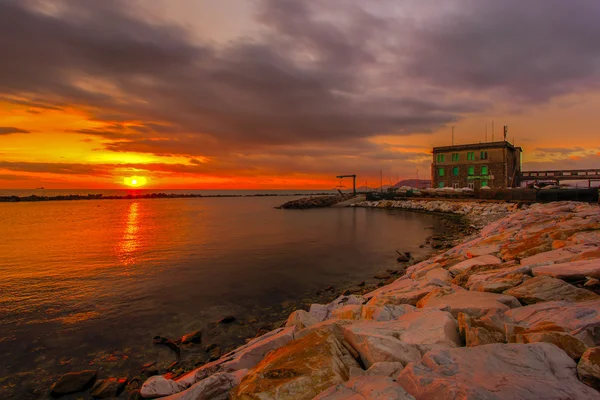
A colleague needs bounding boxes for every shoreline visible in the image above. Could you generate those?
[130,200,600,399]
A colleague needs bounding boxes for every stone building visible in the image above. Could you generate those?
[431,141,522,189]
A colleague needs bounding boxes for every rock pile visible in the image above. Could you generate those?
[278,194,355,209]
[137,201,600,399]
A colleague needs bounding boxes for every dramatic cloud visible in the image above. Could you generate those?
[0,127,30,135]
[1,0,599,186]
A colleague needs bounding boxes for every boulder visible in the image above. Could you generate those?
[533,259,600,281]
[285,310,319,330]
[397,343,600,399]
[314,377,415,400]
[181,330,203,345]
[163,371,246,400]
[232,330,360,400]
[448,255,502,276]
[360,304,415,321]
[503,300,600,347]
[515,326,588,359]
[90,378,127,398]
[578,347,600,390]
[416,287,521,317]
[520,244,598,267]
[342,309,461,368]
[464,264,531,291]
[457,313,505,347]
[309,295,365,322]
[470,273,528,293]
[141,376,184,398]
[504,275,598,304]
[331,305,363,320]
[365,278,447,307]
[50,370,97,397]
[349,362,404,379]
[420,268,452,283]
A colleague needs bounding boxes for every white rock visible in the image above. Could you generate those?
[417,287,521,317]
[285,310,319,329]
[141,376,185,398]
[533,259,600,281]
[448,254,503,276]
[162,371,246,400]
[360,304,415,321]
[309,295,365,322]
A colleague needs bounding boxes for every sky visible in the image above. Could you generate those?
[1,0,600,190]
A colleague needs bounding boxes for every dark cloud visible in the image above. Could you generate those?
[0,161,110,176]
[0,127,30,135]
[536,147,586,155]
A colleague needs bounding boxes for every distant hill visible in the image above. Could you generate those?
[393,179,431,189]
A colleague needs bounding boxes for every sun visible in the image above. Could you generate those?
[124,176,147,187]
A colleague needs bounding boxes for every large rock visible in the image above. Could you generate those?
[416,287,521,317]
[520,244,598,267]
[457,312,505,347]
[396,343,600,399]
[314,377,415,400]
[232,330,359,400]
[463,264,531,292]
[504,275,598,304]
[503,300,600,347]
[533,259,600,281]
[50,370,97,397]
[578,347,600,390]
[309,295,365,322]
[331,305,363,321]
[342,309,461,368]
[448,255,502,276]
[285,310,319,330]
[90,378,127,398]
[365,278,447,307]
[515,324,588,359]
[360,304,415,321]
[141,376,184,398]
[163,371,246,400]
[349,362,404,379]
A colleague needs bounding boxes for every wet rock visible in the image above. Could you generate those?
[416,286,521,317]
[341,289,351,296]
[128,389,143,400]
[142,365,159,378]
[397,343,600,400]
[314,376,415,400]
[374,272,391,280]
[90,377,127,399]
[153,336,181,358]
[232,329,360,400]
[325,286,335,292]
[504,275,599,304]
[578,347,600,390]
[50,370,97,397]
[342,309,461,368]
[218,315,236,324]
[533,259,600,281]
[357,281,365,287]
[140,375,184,398]
[208,346,221,361]
[180,330,202,345]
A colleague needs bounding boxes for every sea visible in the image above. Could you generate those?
[0,189,448,399]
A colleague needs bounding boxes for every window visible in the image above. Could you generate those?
[453,167,459,176]
[452,153,459,162]
[438,168,445,177]
[438,182,444,188]
[481,165,488,175]
[481,151,488,160]
[468,183,474,189]
[437,154,445,163]
[467,152,475,161]
[452,182,459,189]
[481,180,489,187]
[468,166,475,175]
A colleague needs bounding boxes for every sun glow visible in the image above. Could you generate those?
[124,176,147,187]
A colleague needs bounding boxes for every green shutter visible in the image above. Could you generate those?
[453,167,459,176]
[481,166,488,175]
[481,180,488,187]
[438,168,445,176]
[438,182,444,188]
[467,152,474,161]
[468,166,474,175]
[452,153,459,162]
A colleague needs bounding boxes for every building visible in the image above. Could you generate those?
[431,141,522,189]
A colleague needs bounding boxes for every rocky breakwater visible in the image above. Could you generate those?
[278,194,356,209]
[116,201,600,399]
[355,199,525,226]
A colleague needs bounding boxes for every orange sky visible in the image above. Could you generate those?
[1,0,599,190]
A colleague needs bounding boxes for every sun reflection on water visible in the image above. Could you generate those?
[118,202,141,265]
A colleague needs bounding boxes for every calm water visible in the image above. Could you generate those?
[0,195,446,398]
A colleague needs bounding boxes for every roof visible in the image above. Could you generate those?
[433,141,522,153]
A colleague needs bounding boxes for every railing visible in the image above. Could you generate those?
[521,169,600,181]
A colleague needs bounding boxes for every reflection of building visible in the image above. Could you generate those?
[432,141,523,189]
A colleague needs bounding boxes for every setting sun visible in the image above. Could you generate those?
[124,176,147,187]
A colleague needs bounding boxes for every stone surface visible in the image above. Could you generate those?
[50,370,97,397]
[349,362,404,379]
[457,313,505,347]
[285,310,319,330]
[416,286,521,317]
[314,377,415,400]
[578,347,600,390]
[309,295,365,322]
[360,304,415,321]
[232,330,359,400]
[448,254,502,276]
[520,244,598,267]
[397,343,600,400]
[503,300,600,347]
[163,371,246,400]
[504,275,598,304]
[90,378,127,398]
[141,376,184,398]
[365,278,447,307]
[331,305,363,321]
[181,330,203,344]
[342,309,461,368]
[533,259,600,281]
[516,327,588,359]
